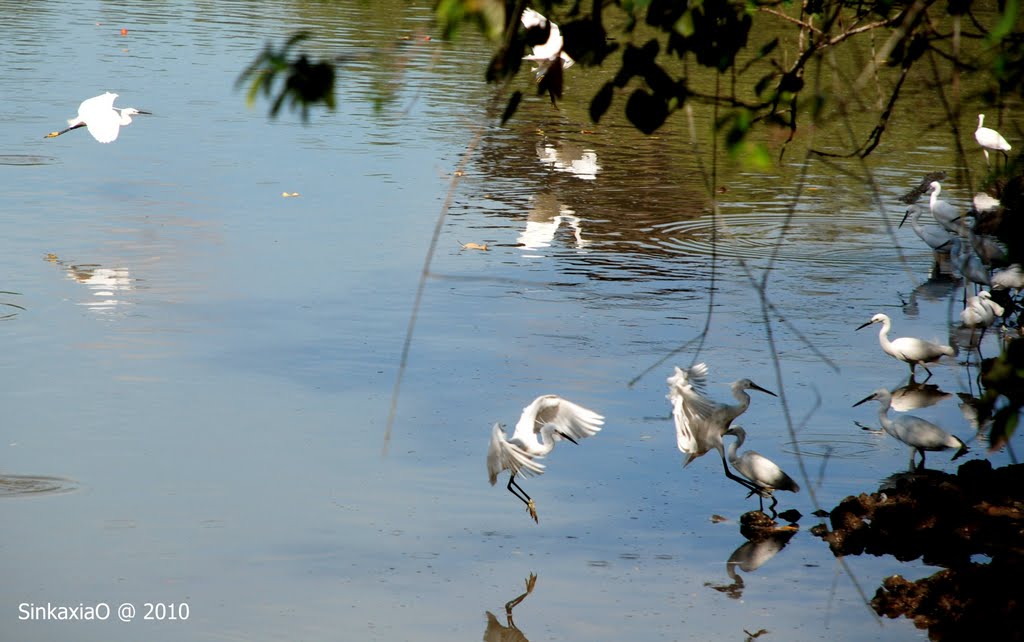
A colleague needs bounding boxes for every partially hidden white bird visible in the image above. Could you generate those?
[667,363,777,494]
[991,264,1024,292]
[487,395,603,523]
[521,8,574,80]
[899,205,955,253]
[975,114,1011,166]
[724,426,799,515]
[853,388,968,468]
[950,237,992,289]
[856,313,956,378]
[928,181,964,234]
[960,290,1004,328]
[45,92,150,143]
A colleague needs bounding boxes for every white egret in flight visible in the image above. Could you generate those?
[45,92,150,143]
[853,388,968,468]
[487,395,603,523]
[724,426,799,515]
[975,114,1011,166]
[667,363,777,494]
[856,313,955,378]
[521,8,574,81]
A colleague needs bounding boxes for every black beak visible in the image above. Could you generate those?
[898,209,911,229]
[852,394,874,407]
[855,320,873,331]
[557,430,578,445]
[750,383,777,397]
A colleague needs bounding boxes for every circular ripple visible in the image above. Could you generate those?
[652,209,924,273]
[0,474,79,498]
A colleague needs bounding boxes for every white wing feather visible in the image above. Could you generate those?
[487,423,545,485]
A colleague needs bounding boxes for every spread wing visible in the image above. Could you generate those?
[667,364,718,460]
[513,395,604,445]
[534,396,604,441]
[487,423,545,485]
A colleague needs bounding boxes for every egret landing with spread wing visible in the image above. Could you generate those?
[853,388,968,468]
[667,363,777,494]
[487,395,603,523]
[45,92,150,143]
[725,427,799,516]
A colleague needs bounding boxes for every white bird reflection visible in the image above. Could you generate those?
[889,378,952,412]
[536,141,600,180]
[518,192,590,252]
[706,530,797,599]
[483,573,536,642]
[65,263,134,311]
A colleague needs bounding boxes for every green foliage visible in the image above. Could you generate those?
[236,32,336,122]
[979,338,1024,450]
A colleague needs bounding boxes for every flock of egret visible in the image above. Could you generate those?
[487,111,1014,523]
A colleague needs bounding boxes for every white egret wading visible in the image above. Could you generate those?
[667,364,777,494]
[975,114,1011,166]
[853,388,968,468]
[520,8,574,81]
[856,313,955,378]
[927,181,963,233]
[724,426,799,515]
[899,205,955,253]
[45,92,150,143]
[487,395,603,523]
[960,290,1004,329]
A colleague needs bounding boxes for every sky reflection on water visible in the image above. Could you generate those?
[0,1,1021,640]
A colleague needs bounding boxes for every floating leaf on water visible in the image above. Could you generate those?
[459,241,488,251]
[281,192,300,197]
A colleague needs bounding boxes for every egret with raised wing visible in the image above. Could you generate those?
[521,8,574,81]
[45,92,150,143]
[487,395,603,523]
[724,426,799,515]
[667,363,776,493]
[853,388,968,468]
[975,114,1011,166]
[856,313,955,378]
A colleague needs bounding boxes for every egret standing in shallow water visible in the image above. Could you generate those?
[853,388,968,468]
[856,313,956,378]
[899,205,955,253]
[961,290,1004,329]
[975,114,1011,166]
[487,395,603,523]
[45,92,150,143]
[667,364,777,493]
[724,427,799,515]
[927,181,963,233]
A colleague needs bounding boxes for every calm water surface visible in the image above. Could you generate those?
[1,1,1020,640]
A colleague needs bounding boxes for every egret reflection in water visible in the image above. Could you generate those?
[483,573,536,642]
[706,530,797,600]
[65,263,135,312]
[518,192,590,252]
[889,377,953,412]
[535,141,600,180]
